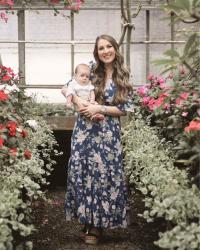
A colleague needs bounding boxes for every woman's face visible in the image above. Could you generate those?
[97,38,116,65]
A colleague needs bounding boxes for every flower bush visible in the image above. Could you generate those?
[134,68,200,185]
[0,65,60,249]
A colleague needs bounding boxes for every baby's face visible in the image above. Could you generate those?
[75,66,90,85]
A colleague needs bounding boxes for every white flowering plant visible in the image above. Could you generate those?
[0,65,61,249]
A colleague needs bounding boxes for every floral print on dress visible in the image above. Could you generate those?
[65,81,134,228]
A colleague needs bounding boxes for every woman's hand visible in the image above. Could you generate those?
[79,104,101,118]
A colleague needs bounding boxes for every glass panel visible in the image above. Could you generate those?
[0,11,18,41]
[132,10,146,41]
[25,44,71,85]
[149,44,171,77]
[74,44,94,71]
[25,10,71,40]
[130,44,146,86]
[74,10,121,41]
[0,47,18,73]
[25,88,66,103]
[150,9,171,40]
[0,10,18,69]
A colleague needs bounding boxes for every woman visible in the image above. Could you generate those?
[64,34,134,245]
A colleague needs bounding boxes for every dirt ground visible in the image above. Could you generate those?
[30,187,165,250]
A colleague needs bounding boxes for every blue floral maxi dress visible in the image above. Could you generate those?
[65,82,134,228]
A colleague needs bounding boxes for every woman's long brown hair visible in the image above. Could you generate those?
[93,34,133,105]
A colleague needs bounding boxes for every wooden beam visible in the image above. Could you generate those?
[18,10,26,85]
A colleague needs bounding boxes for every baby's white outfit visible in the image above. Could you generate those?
[66,79,94,101]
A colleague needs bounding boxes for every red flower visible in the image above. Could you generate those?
[24,149,32,159]
[9,148,17,156]
[0,90,9,101]
[0,137,4,147]
[2,75,11,82]
[21,130,28,138]
[7,121,17,136]
[184,118,200,132]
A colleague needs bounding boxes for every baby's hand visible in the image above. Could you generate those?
[91,113,105,122]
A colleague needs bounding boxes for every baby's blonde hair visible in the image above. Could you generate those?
[74,63,90,74]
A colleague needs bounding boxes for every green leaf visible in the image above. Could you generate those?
[164,49,180,58]
[176,0,190,10]
[184,34,197,54]
[152,59,176,66]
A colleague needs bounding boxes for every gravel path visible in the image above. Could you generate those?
[30,187,163,250]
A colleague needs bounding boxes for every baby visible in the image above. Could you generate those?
[65,63,104,121]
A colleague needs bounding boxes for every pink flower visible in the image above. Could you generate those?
[180,92,189,100]
[184,118,200,132]
[147,98,156,111]
[175,98,182,105]
[158,77,164,84]
[159,92,169,98]
[0,0,14,6]
[137,86,148,96]
[0,12,8,23]
[147,74,154,81]
[182,112,188,117]
[50,0,60,4]
[142,96,150,105]
[157,77,166,88]
[154,97,164,108]
[163,103,170,110]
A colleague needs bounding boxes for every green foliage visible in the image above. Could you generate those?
[134,70,200,184]
[31,102,74,117]
[0,66,61,249]
[122,115,200,249]
[155,0,200,79]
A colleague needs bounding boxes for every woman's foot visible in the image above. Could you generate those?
[80,224,89,241]
[84,227,102,245]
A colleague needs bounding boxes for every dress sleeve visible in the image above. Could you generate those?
[116,93,134,113]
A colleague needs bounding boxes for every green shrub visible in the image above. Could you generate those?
[123,115,200,249]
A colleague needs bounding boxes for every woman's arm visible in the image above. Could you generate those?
[79,104,126,118]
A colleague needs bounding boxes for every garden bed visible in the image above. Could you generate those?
[30,187,165,250]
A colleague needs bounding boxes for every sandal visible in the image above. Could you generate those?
[80,224,89,241]
[84,227,102,245]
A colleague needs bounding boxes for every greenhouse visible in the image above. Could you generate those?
[0,0,199,249]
